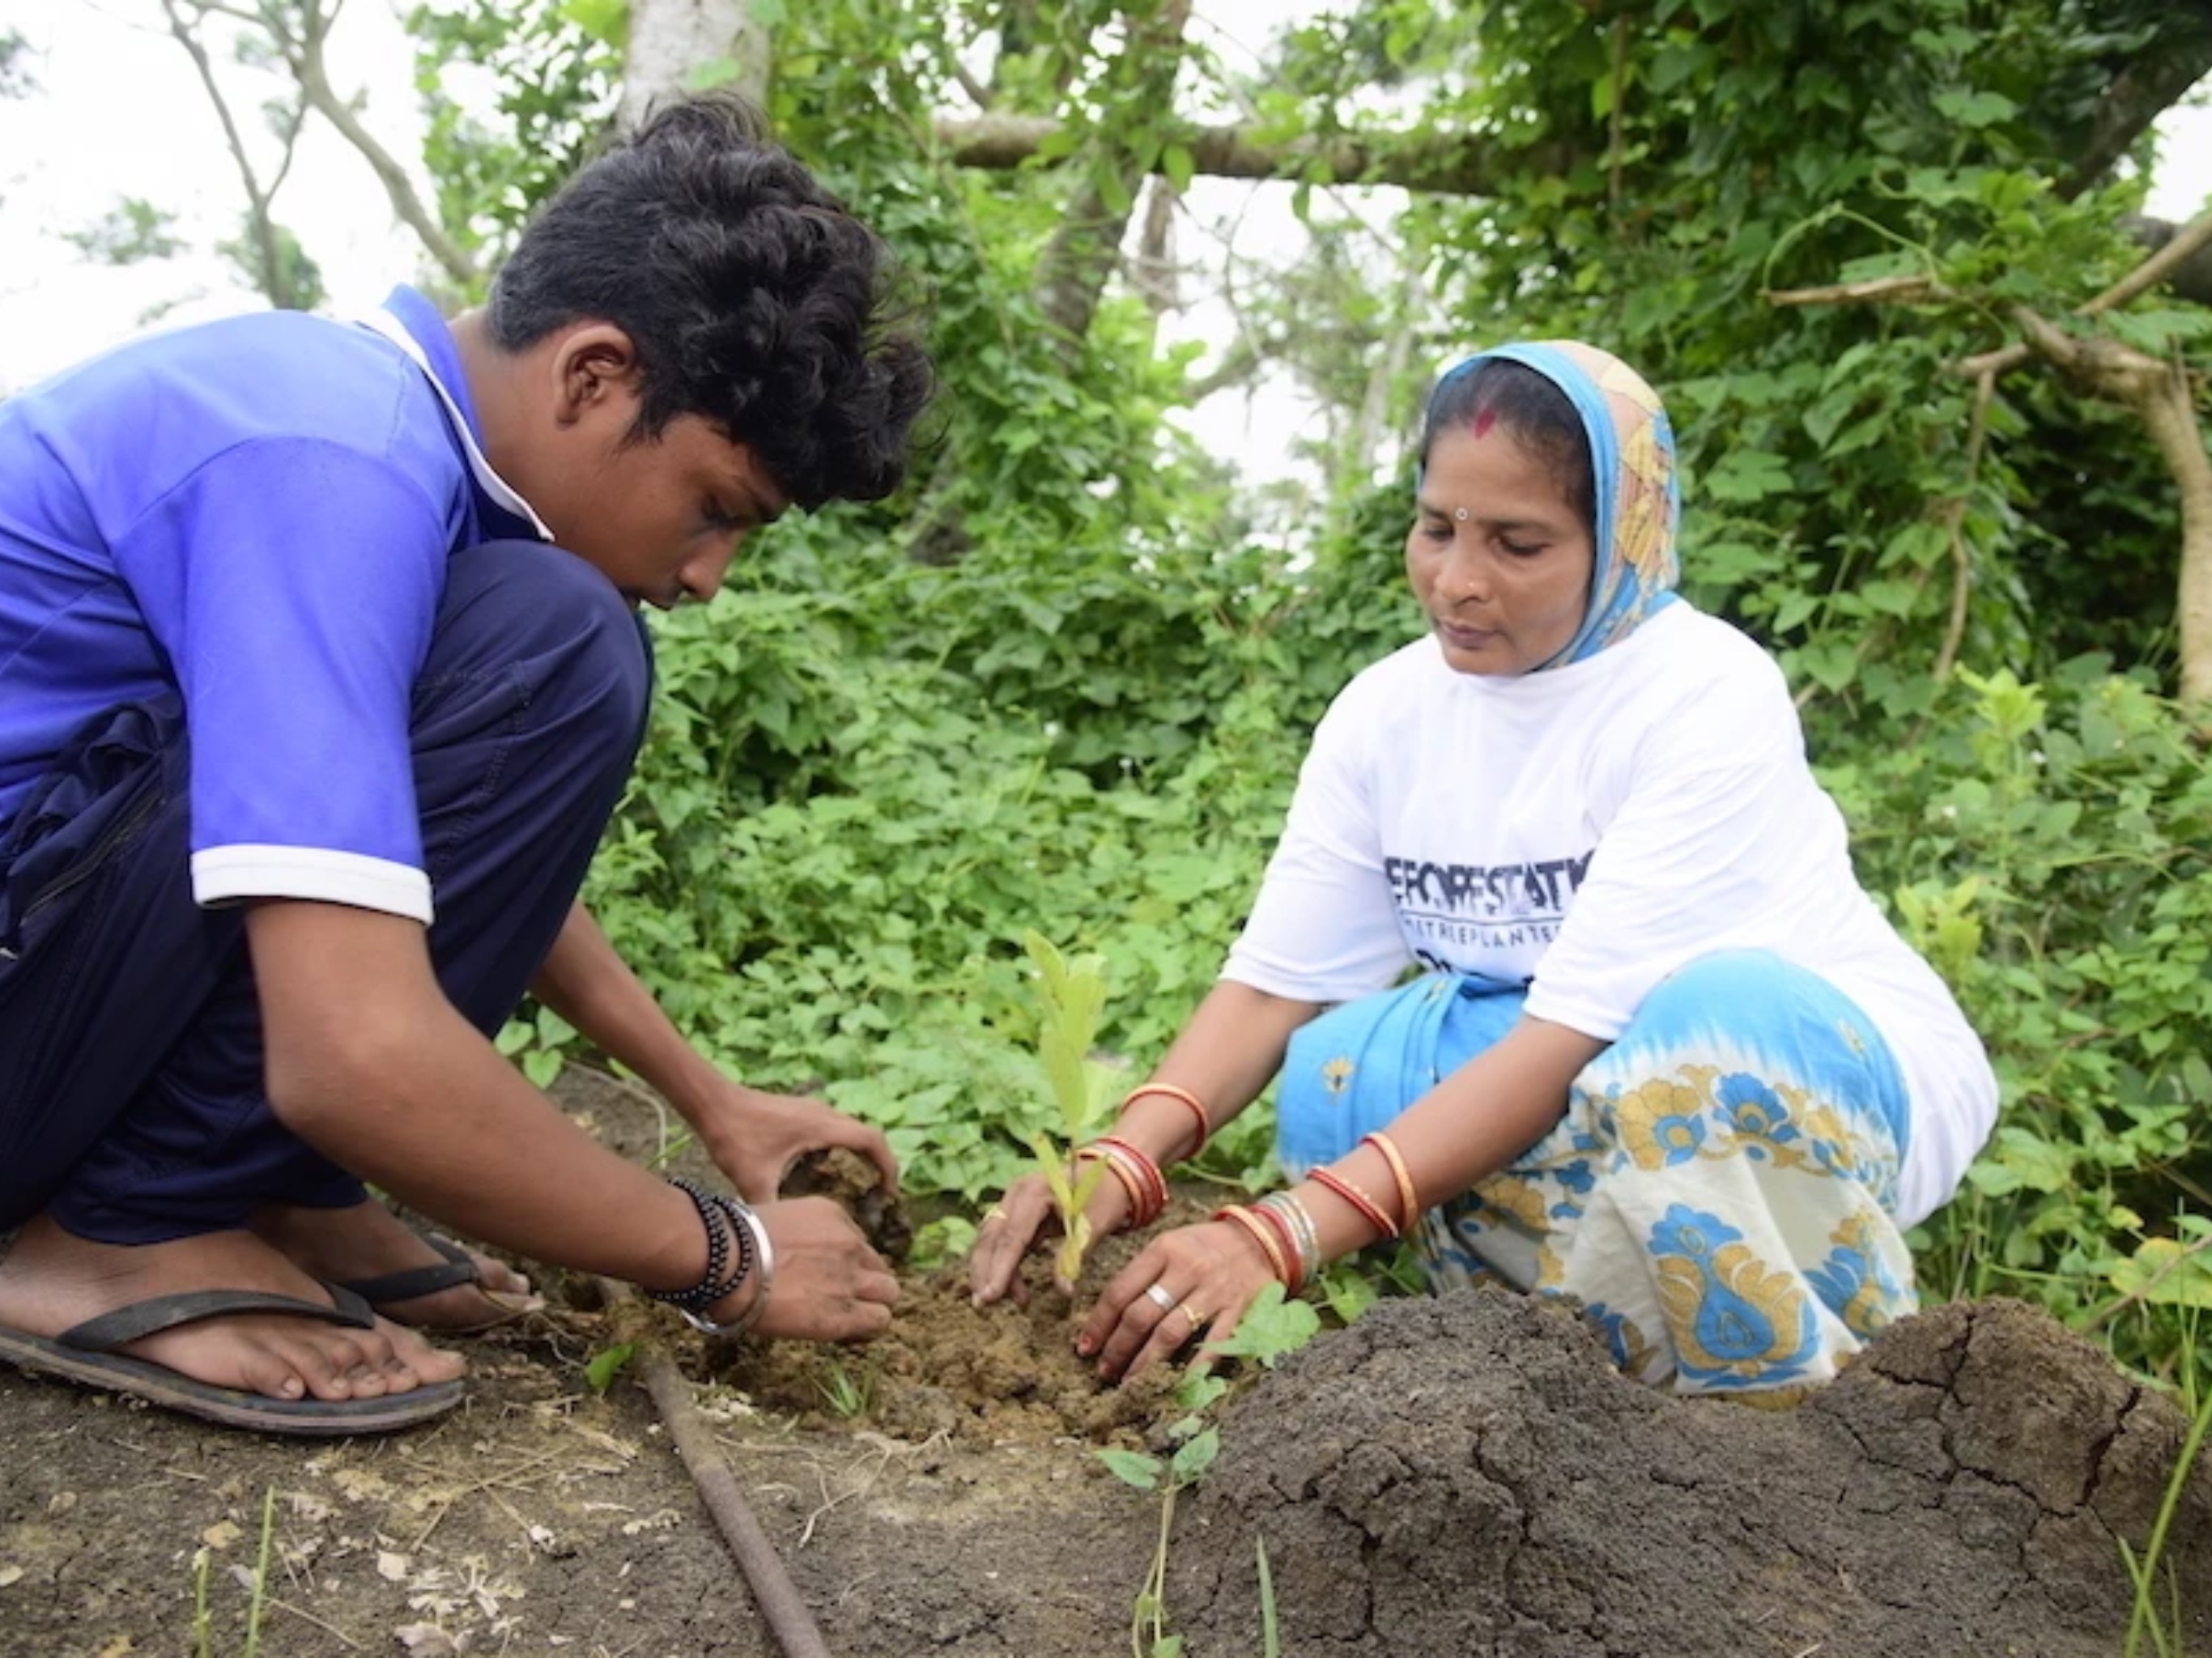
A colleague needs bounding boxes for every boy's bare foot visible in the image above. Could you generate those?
[249,1199,540,1330]
[0,1215,465,1405]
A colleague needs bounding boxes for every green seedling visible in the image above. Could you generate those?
[192,1483,278,1658]
[1021,930,1115,1288]
[816,1357,873,1419]
[1257,1534,1280,1658]
[583,1341,637,1394]
[1095,1285,1322,1656]
[1100,1417,1218,1658]
[244,1486,275,1658]
[191,1542,212,1657]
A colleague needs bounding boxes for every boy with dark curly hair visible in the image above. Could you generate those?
[0,94,934,1433]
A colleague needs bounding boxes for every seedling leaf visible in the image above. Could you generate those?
[1098,1448,1163,1490]
[1168,1426,1219,1484]
[585,1342,636,1393]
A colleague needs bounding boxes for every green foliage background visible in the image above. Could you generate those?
[410,0,2212,1392]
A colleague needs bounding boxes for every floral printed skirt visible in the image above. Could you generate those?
[1275,950,1916,1397]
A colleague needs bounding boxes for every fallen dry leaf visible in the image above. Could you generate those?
[393,1622,467,1655]
[331,1468,396,1503]
[201,1521,241,1550]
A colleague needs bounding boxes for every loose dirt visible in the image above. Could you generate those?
[1,1068,2205,1658]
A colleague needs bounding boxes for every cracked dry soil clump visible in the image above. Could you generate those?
[1169,1287,2212,1658]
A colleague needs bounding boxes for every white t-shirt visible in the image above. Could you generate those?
[1223,602,1996,1227]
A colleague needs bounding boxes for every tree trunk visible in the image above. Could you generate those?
[2142,363,2212,707]
[1032,0,1193,351]
[2061,12,2212,201]
[621,0,772,126]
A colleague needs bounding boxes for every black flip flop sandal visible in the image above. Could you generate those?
[336,1231,481,1304]
[0,1284,464,1435]
[338,1233,535,1330]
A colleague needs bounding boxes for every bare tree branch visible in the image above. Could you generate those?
[934,113,1529,195]
[2091,202,2212,317]
[1764,274,1954,308]
[2005,305,2212,703]
[1760,199,2212,699]
[2120,215,2212,308]
[284,0,481,289]
[159,0,304,308]
[1955,202,2212,380]
[950,58,993,111]
[1933,372,1997,684]
[1129,175,1180,316]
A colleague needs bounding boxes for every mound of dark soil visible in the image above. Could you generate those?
[1169,1287,2212,1658]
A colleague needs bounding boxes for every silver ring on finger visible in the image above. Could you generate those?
[1144,1282,1179,1312]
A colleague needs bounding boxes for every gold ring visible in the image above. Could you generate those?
[1178,1303,1205,1336]
[981,1206,1009,1226]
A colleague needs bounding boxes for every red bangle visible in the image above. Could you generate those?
[1077,1146,1149,1226]
[1308,1167,1399,1241]
[1246,1199,1306,1293]
[1212,1204,1289,1285]
[1121,1083,1210,1160]
[1093,1136,1168,1218]
[1078,1138,1168,1227]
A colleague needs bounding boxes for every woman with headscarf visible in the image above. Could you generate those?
[968,342,1998,1398]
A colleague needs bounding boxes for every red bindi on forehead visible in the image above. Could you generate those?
[1471,406,1499,440]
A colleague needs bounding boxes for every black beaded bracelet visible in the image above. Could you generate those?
[647,1177,754,1319]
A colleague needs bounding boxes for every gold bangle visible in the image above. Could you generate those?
[1212,1204,1289,1285]
[1361,1131,1420,1234]
[1121,1082,1210,1160]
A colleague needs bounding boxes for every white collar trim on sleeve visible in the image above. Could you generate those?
[355,305,555,543]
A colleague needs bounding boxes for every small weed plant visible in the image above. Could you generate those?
[2120,1320,2212,1658]
[816,1357,874,1419]
[1097,1285,1322,1657]
[191,1484,278,1658]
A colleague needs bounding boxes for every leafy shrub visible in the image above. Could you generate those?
[1830,661,2212,1389]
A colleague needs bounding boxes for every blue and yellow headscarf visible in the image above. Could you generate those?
[1426,341,1681,669]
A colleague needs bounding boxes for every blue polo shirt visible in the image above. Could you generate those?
[0,287,549,924]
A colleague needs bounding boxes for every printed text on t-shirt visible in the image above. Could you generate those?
[1385,851,1594,951]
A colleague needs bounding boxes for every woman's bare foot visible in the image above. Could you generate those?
[0,1215,465,1404]
[249,1199,540,1330]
